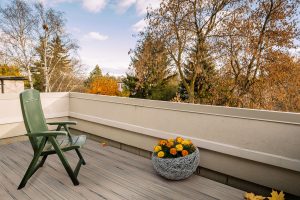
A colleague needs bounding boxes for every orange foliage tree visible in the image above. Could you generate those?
[0,64,21,76]
[260,52,300,112]
[88,76,119,96]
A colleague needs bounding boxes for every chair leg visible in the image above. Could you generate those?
[75,149,86,165]
[18,138,47,190]
[49,137,79,186]
[18,154,40,189]
[39,155,48,167]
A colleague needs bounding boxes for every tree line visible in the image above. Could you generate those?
[123,0,300,112]
[1,0,299,112]
[0,0,85,92]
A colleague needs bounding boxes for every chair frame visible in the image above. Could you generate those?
[18,90,86,189]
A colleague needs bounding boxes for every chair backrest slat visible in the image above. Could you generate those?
[20,89,48,151]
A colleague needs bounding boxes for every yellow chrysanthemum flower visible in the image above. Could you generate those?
[157,151,165,158]
[154,145,162,152]
[175,144,183,151]
[182,140,191,146]
[167,138,174,143]
[176,137,184,143]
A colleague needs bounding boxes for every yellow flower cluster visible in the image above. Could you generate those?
[154,145,162,152]
[244,190,285,200]
[153,137,196,158]
[157,151,165,158]
[244,193,265,200]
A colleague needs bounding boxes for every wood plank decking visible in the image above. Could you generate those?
[0,139,244,200]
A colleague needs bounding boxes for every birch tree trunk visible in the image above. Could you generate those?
[43,28,50,92]
[26,66,34,89]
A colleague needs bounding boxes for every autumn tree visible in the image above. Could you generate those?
[218,0,299,107]
[0,64,21,76]
[147,0,234,103]
[124,33,177,100]
[143,0,300,111]
[88,76,119,96]
[257,52,300,112]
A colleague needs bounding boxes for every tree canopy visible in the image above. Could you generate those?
[126,0,300,112]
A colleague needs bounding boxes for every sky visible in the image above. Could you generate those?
[1,0,161,76]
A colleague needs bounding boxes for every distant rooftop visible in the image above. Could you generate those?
[0,76,27,80]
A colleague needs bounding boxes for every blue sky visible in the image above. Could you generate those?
[49,0,160,76]
[1,0,161,76]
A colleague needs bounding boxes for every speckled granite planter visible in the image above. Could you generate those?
[152,148,200,180]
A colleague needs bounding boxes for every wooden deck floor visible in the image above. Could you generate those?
[0,139,244,200]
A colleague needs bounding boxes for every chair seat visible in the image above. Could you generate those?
[43,135,86,152]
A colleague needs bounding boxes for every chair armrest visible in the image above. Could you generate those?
[26,131,68,137]
[47,121,77,126]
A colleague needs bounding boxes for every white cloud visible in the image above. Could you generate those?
[116,0,161,15]
[116,0,136,13]
[34,0,75,6]
[132,19,147,32]
[135,0,160,15]
[82,0,107,13]
[84,32,109,41]
[134,0,148,15]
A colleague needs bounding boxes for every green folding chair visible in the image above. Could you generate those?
[18,89,86,189]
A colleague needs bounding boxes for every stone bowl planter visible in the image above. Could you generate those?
[151,148,200,180]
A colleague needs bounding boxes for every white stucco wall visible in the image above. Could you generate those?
[0,92,69,138]
[2,80,24,93]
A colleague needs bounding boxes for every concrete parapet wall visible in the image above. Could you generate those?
[69,93,300,196]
